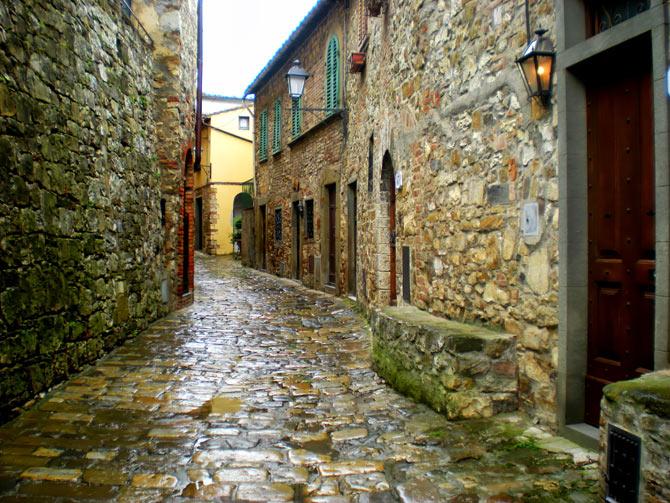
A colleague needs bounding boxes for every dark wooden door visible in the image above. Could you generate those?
[292,201,301,280]
[585,49,654,426]
[389,175,397,305]
[327,184,336,285]
[347,182,357,296]
[195,197,203,251]
[259,205,267,270]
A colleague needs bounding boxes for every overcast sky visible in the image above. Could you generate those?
[203,0,319,97]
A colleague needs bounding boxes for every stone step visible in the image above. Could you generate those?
[370,306,518,420]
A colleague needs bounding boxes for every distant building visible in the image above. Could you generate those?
[202,94,246,115]
[195,106,254,255]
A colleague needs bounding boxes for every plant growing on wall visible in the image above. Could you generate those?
[231,216,242,258]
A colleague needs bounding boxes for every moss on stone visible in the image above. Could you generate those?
[603,372,670,419]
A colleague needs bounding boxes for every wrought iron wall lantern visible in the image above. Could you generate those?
[285,60,346,115]
[516,29,556,105]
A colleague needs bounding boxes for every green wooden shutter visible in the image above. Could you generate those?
[291,97,302,138]
[259,110,268,161]
[272,99,282,154]
[325,36,340,114]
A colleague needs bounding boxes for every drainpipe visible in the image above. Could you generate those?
[524,0,531,44]
[194,0,204,170]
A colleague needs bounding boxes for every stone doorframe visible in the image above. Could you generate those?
[556,0,670,446]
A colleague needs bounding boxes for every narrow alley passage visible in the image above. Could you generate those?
[0,256,598,502]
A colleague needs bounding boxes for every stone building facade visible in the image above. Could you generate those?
[0,0,198,421]
[246,0,670,445]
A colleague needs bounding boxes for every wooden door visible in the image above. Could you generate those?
[389,175,397,305]
[327,184,336,285]
[259,205,267,270]
[195,197,203,251]
[347,182,357,296]
[292,201,301,280]
[585,48,654,426]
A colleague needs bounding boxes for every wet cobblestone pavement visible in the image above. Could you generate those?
[0,256,599,501]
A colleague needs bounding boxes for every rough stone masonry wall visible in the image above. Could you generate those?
[254,3,346,285]
[343,0,558,426]
[136,0,198,304]
[0,0,196,421]
[599,371,670,501]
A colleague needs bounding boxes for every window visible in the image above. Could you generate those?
[160,199,166,226]
[272,99,282,154]
[325,36,340,113]
[259,109,268,161]
[291,97,302,138]
[274,208,282,241]
[367,134,374,192]
[305,199,314,239]
[586,0,650,36]
[239,116,250,130]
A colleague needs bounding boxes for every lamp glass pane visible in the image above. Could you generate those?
[287,75,306,99]
[535,54,553,93]
[520,56,540,95]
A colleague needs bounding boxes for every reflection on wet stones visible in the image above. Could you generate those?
[0,256,598,501]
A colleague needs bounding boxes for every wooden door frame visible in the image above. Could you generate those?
[556,1,669,446]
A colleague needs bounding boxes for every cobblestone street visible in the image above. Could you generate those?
[0,256,599,502]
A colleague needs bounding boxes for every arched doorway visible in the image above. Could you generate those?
[380,152,397,305]
[232,192,253,255]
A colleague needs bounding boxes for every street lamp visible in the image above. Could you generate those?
[286,60,309,99]
[285,59,346,115]
[516,29,556,105]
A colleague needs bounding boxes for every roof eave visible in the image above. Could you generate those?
[244,0,335,97]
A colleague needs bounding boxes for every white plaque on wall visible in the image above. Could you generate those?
[395,171,403,190]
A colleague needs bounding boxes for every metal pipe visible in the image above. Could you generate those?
[194,0,204,171]
[524,0,531,44]
[119,0,154,47]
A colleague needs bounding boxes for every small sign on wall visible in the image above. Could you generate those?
[522,202,540,237]
[395,171,403,190]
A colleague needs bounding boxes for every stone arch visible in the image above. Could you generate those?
[232,191,253,221]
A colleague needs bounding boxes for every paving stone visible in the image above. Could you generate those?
[331,428,368,442]
[20,467,82,482]
[213,467,267,482]
[318,460,384,477]
[236,482,294,502]
[31,448,63,458]
[131,473,178,488]
[83,468,128,485]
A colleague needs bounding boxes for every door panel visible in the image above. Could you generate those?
[327,184,336,286]
[585,45,654,426]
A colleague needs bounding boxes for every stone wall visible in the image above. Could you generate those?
[342,0,558,426]
[599,371,670,501]
[0,0,196,421]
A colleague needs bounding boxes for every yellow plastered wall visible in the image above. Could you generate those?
[195,106,254,255]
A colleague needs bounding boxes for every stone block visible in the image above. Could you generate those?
[370,306,517,420]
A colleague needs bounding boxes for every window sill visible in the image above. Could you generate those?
[288,111,344,148]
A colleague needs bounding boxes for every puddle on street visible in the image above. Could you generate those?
[210,396,242,414]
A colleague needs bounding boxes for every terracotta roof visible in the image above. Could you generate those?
[244,0,334,96]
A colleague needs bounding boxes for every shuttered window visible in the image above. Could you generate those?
[291,97,302,138]
[325,36,340,114]
[259,109,268,162]
[272,99,282,154]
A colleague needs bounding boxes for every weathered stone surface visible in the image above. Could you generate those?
[20,467,81,482]
[131,473,178,489]
[0,0,197,422]
[600,371,670,502]
[370,306,517,419]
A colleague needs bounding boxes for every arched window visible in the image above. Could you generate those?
[325,36,340,114]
